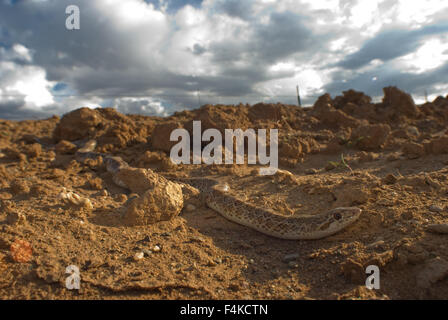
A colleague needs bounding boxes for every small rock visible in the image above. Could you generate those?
[407,126,420,137]
[429,205,444,213]
[133,252,144,261]
[185,204,196,212]
[121,167,184,226]
[427,224,448,234]
[143,249,152,256]
[10,239,33,263]
[288,261,298,268]
[79,197,94,210]
[382,174,398,185]
[189,236,205,243]
[59,188,94,210]
[283,253,300,262]
[152,245,161,252]
[305,169,318,175]
[78,139,97,153]
[367,240,385,249]
[274,169,295,183]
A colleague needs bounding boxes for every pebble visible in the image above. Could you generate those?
[382,174,398,185]
[133,252,144,261]
[283,253,300,262]
[81,198,94,210]
[427,224,448,234]
[429,205,444,213]
[189,236,205,243]
[407,126,420,137]
[152,245,161,252]
[185,204,196,212]
[288,261,298,268]
[367,240,386,249]
[143,249,152,256]
[305,169,317,175]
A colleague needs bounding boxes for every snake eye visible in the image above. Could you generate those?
[333,212,342,220]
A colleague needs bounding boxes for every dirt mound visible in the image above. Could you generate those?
[382,86,420,119]
[1,86,448,300]
[53,107,151,153]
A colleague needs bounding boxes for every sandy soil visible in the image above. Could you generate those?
[1,86,448,300]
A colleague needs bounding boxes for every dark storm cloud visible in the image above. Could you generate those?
[324,61,448,100]
[213,0,254,20]
[0,100,57,120]
[205,10,315,95]
[337,23,448,69]
[1,0,302,103]
[252,11,313,63]
[191,43,206,55]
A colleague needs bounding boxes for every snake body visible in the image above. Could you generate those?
[76,140,362,240]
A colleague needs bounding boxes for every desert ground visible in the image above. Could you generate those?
[1,86,448,300]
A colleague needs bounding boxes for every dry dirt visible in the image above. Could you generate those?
[1,86,448,300]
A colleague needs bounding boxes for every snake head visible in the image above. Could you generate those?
[316,207,362,237]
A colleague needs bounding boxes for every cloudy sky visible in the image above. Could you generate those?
[0,0,447,119]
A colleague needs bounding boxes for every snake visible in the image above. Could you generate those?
[75,140,362,240]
